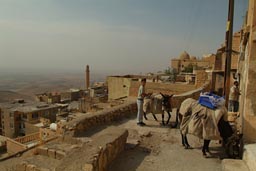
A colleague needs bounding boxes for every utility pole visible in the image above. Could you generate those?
[224,0,234,107]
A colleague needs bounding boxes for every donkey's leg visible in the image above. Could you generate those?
[143,112,148,120]
[170,108,179,128]
[152,113,158,121]
[181,133,191,149]
[166,110,171,125]
[173,109,180,128]
[162,110,165,125]
[184,135,191,149]
[205,140,211,153]
[181,134,185,146]
[202,140,211,157]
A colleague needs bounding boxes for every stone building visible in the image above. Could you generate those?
[170,51,216,73]
[237,0,256,142]
[207,31,242,95]
[107,75,164,100]
[60,89,84,102]
[0,100,60,138]
[0,108,2,135]
[35,92,61,104]
[78,98,94,113]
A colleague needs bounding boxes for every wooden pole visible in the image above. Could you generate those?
[224,0,234,107]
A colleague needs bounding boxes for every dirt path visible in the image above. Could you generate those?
[109,117,222,171]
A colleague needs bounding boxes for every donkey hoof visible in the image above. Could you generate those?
[185,145,192,149]
[206,149,211,154]
[202,152,207,158]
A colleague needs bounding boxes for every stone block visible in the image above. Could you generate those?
[56,150,66,160]
[48,148,56,159]
[36,147,48,156]
[243,144,256,171]
[35,168,51,171]
[16,162,27,171]
[221,159,249,171]
[26,164,36,171]
[83,163,94,171]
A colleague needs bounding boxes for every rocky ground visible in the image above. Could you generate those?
[0,114,224,171]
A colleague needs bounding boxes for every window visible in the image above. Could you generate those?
[10,123,14,128]
[44,111,50,118]
[22,114,27,119]
[32,113,39,119]
[10,112,14,117]
[16,115,21,121]
[19,123,25,129]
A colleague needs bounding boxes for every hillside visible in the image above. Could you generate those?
[0,90,34,103]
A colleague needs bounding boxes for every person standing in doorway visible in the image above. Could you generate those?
[228,81,241,112]
[137,78,147,126]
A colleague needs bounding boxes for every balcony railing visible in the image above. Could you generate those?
[14,132,40,144]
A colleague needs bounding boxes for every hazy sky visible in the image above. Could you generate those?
[0,0,248,74]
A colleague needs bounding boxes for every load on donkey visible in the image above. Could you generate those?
[176,96,243,158]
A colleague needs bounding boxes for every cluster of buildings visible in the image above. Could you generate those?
[170,51,216,73]
[0,65,111,156]
[0,100,59,138]
[168,1,256,142]
[168,30,241,97]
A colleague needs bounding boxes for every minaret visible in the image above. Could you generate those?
[86,65,90,89]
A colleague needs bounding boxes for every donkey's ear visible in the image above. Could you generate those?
[160,92,165,97]
[169,94,174,98]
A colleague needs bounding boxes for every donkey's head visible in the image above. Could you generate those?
[224,133,243,159]
[218,116,243,159]
[160,93,173,109]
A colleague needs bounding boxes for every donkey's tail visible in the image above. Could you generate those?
[170,108,180,128]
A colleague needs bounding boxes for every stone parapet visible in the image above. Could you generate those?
[60,101,137,135]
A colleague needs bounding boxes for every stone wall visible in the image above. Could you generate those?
[107,76,132,100]
[171,82,211,109]
[61,101,137,136]
[129,81,197,97]
[195,70,209,88]
[238,0,256,142]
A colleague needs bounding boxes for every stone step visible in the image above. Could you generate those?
[55,126,128,171]
[221,159,249,171]
[243,144,256,171]
[15,155,61,171]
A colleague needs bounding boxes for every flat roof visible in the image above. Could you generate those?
[0,101,59,113]
[108,75,153,79]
